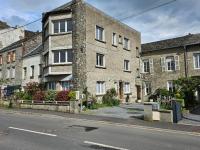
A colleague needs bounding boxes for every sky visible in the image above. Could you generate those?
[0,0,200,43]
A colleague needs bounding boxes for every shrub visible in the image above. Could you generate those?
[33,91,45,101]
[68,91,76,101]
[55,91,70,101]
[45,91,57,101]
[102,88,120,106]
[23,92,32,101]
[25,82,41,96]
[15,91,25,100]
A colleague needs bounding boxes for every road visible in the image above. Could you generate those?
[0,109,200,150]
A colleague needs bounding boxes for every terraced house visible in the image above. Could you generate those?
[141,33,200,102]
[42,0,141,102]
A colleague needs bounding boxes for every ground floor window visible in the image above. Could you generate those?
[61,81,70,91]
[167,81,175,92]
[96,81,105,95]
[47,82,56,90]
[124,82,130,94]
[144,82,151,95]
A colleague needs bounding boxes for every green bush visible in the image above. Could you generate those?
[15,91,25,100]
[102,88,120,106]
[68,91,76,101]
[23,92,32,101]
[45,91,57,101]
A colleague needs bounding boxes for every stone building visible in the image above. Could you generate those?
[0,33,42,91]
[42,0,141,102]
[141,33,200,101]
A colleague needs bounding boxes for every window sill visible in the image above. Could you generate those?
[50,31,72,36]
[124,70,131,73]
[51,62,72,66]
[124,92,132,95]
[96,65,106,69]
[112,44,118,47]
[123,48,131,51]
[96,93,105,96]
[194,68,200,70]
[95,39,106,44]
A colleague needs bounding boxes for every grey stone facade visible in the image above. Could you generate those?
[42,0,141,102]
[141,33,200,101]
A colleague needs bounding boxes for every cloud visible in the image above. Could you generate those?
[0,0,200,43]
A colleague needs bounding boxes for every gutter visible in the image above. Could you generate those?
[183,45,188,78]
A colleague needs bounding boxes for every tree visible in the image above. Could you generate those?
[174,77,200,108]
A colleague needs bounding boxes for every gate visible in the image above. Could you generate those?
[172,100,182,123]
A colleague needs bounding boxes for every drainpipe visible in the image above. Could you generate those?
[183,45,188,78]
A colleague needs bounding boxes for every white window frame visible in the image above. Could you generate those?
[167,81,175,92]
[95,25,104,41]
[124,60,130,71]
[11,67,15,79]
[7,68,10,79]
[53,49,73,64]
[112,33,117,46]
[166,56,175,71]
[30,65,34,78]
[193,53,200,69]
[52,19,72,34]
[143,59,150,73]
[123,37,130,50]
[96,81,106,95]
[96,53,105,67]
[144,82,151,96]
[124,82,130,94]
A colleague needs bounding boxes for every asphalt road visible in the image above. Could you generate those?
[0,109,200,150]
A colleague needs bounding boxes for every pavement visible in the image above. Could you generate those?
[0,108,200,150]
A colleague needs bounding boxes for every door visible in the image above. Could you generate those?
[119,81,123,99]
[136,85,141,100]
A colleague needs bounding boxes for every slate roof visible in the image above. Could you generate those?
[0,20,10,30]
[142,33,200,53]
[23,44,43,58]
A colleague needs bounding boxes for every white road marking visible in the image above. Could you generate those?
[9,127,57,137]
[84,141,129,150]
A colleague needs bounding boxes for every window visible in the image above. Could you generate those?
[119,35,122,44]
[144,82,151,95]
[143,59,150,73]
[7,68,10,79]
[194,53,200,69]
[47,82,56,90]
[7,52,11,63]
[39,64,42,76]
[124,60,130,71]
[166,56,175,71]
[96,26,104,41]
[44,24,49,38]
[96,53,105,67]
[53,19,72,34]
[124,38,129,50]
[12,51,16,62]
[0,55,2,65]
[0,69,2,78]
[96,81,106,95]
[167,81,175,92]
[124,82,130,94]
[23,67,27,79]
[112,33,117,46]
[44,52,49,67]
[53,49,73,64]
[61,81,70,91]
[30,65,34,79]
[11,67,15,79]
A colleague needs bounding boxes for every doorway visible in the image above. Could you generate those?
[119,81,123,99]
[136,85,141,100]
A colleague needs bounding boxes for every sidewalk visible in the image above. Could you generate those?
[1,108,200,133]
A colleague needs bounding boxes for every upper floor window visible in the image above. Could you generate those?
[39,64,42,77]
[11,67,15,79]
[53,49,73,64]
[161,55,179,72]
[7,52,11,63]
[0,55,2,65]
[12,51,16,62]
[30,65,34,79]
[44,52,49,67]
[7,68,10,79]
[96,81,106,95]
[0,69,2,79]
[194,53,200,69]
[53,19,72,34]
[96,26,104,41]
[124,60,130,71]
[143,59,150,73]
[96,53,105,67]
[23,67,27,79]
[119,35,122,44]
[123,38,130,50]
[124,82,130,94]
[112,33,117,46]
